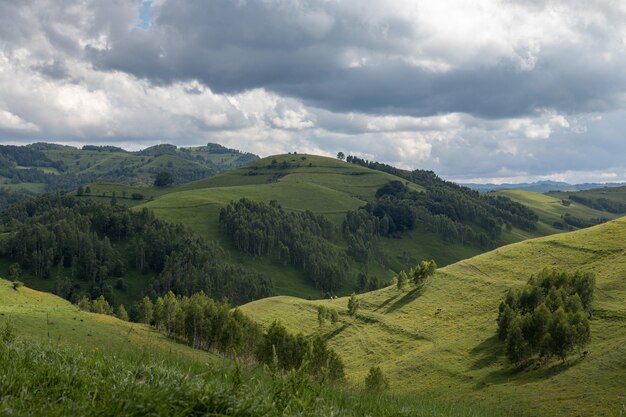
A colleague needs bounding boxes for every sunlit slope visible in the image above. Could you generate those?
[0,278,215,365]
[241,217,626,417]
[495,189,618,233]
[133,154,434,297]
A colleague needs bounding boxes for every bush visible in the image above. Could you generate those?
[365,366,389,392]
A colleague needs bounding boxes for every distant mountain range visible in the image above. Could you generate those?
[462,180,626,193]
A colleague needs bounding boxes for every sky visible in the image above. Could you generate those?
[0,0,625,184]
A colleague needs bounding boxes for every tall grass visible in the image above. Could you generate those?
[0,335,502,417]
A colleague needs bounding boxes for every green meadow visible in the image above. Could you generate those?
[241,216,626,417]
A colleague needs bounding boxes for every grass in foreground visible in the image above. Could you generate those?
[0,336,504,417]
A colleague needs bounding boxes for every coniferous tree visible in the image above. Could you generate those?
[347,293,359,318]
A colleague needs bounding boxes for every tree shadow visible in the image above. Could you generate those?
[384,286,425,314]
[469,335,502,371]
[471,339,586,390]
[374,293,400,312]
[321,324,348,342]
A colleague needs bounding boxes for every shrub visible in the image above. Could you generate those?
[365,366,389,392]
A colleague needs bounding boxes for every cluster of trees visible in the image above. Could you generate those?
[496,269,595,365]
[256,321,345,381]
[553,214,607,230]
[568,194,626,214]
[346,156,538,233]
[134,292,261,356]
[0,194,271,305]
[220,199,347,291]
[344,180,535,251]
[77,295,129,320]
[395,260,437,290]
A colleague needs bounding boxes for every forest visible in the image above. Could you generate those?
[0,194,271,306]
[219,199,347,292]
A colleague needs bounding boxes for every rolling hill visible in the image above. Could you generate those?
[241,216,626,417]
[0,142,258,202]
[494,189,619,234]
[0,277,502,417]
[127,154,537,297]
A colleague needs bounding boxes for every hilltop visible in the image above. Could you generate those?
[241,216,626,417]
[86,153,541,298]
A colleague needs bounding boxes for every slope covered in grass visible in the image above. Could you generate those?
[133,154,541,297]
[494,189,618,233]
[0,278,503,417]
[0,278,215,364]
[241,216,626,417]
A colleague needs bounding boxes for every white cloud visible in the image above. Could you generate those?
[0,0,625,183]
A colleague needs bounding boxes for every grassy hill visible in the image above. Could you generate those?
[0,142,258,201]
[494,189,619,234]
[0,277,503,417]
[0,278,216,364]
[130,154,491,297]
[547,186,626,213]
[240,216,626,417]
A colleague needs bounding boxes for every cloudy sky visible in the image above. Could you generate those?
[1,0,625,183]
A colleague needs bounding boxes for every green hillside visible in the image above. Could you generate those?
[240,216,626,417]
[0,278,503,417]
[0,142,258,201]
[133,154,519,297]
[0,278,215,364]
[547,186,626,214]
[494,189,619,233]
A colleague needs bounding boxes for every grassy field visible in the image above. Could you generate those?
[494,189,619,233]
[0,278,504,417]
[241,216,626,417]
[0,278,217,365]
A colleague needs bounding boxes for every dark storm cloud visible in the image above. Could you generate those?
[87,0,626,119]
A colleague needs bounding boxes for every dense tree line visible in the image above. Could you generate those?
[344,181,520,249]
[220,199,347,291]
[256,321,345,381]
[0,194,271,305]
[553,213,608,230]
[568,194,626,214]
[346,156,538,232]
[136,292,344,380]
[496,269,594,364]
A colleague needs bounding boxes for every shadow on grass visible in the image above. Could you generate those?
[469,335,502,371]
[374,293,400,312]
[321,324,349,342]
[384,286,425,314]
[473,344,585,390]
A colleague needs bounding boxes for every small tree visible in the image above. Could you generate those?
[77,296,91,311]
[317,305,328,327]
[110,192,117,207]
[85,186,92,194]
[336,152,345,161]
[116,304,129,321]
[396,271,408,291]
[506,319,530,365]
[8,263,21,281]
[347,293,359,318]
[137,296,154,324]
[365,366,389,392]
[91,295,113,315]
[76,186,84,196]
[330,309,339,325]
